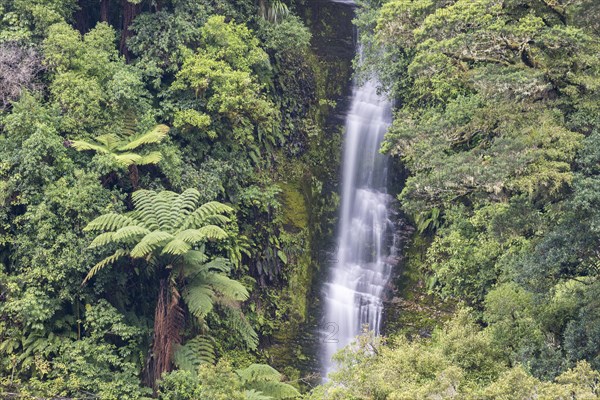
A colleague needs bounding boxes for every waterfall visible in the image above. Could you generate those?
[320,49,396,376]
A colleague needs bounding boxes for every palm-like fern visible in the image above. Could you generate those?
[173,335,216,371]
[84,188,256,387]
[237,364,300,399]
[71,124,169,167]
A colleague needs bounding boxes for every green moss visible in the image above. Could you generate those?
[279,182,309,232]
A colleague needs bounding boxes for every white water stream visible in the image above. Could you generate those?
[320,58,396,375]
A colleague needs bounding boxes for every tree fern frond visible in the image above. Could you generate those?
[137,151,163,165]
[175,226,227,246]
[197,225,229,240]
[112,225,151,242]
[202,214,231,226]
[121,111,138,137]
[220,307,258,350]
[202,273,248,301]
[155,192,178,231]
[173,335,216,371]
[83,249,128,283]
[203,257,231,273]
[119,124,170,151]
[183,284,214,319]
[182,258,230,286]
[130,210,159,231]
[114,152,143,166]
[156,190,180,204]
[181,249,209,270]
[130,230,174,258]
[84,213,142,232]
[182,201,234,229]
[238,365,300,399]
[168,189,201,228]
[237,364,281,383]
[161,238,192,256]
[95,133,121,150]
[131,190,160,229]
[245,390,273,400]
[88,232,115,249]
[178,189,201,211]
[70,140,110,154]
[247,382,300,400]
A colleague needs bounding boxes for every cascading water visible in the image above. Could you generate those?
[320,44,396,376]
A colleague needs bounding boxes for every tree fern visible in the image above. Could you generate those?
[84,188,253,386]
[84,213,141,232]
[182,201,234,229]
[237,364,300,399]
[183,284,215,318]
[71,124,169,168]
[161,238,192,256]
[200,273,248,301]
[119,124,169,150]
[83,249,128,283]
[245,389,274,400]
[182,257,230,284]
[130,231,175,258]
[219,306,259,350]
[173,335,216,371]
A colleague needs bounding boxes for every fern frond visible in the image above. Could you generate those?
[204,257,231,273]
[95,134,121,150]
[248,382,300,400]
[83,249,128,283]
[161,238,192,256]
[131,190,160,229]
[202,273,248,301]
[88,232,115,249]
[173,335,216,371]
[239,364,300,399]
[244,390,273,400]
[220,307,258,350]
[168,189,201,228]
[197,225,229,240]
[155,191,179,231]
[137,151,163,165]
[181,249,209,270]
[175,226,227,246]
[181,258,230,285]
[121,111,138,137]
[237,364,281,383]
[112,225,151,242]
[130,230,174,258]
[84,213,142,232]
[70,140,110,154]
[181,201,234,229]
[119,124,169,151]
[202,214,231,226]
[114,152,143,166]
[183,284,214,318]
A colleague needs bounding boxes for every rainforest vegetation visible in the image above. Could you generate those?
[1,0,600,399]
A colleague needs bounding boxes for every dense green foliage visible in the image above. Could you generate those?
[0,0,338,397]
[4,0,600,398]
[313,0,600,398]
[311,313,600,399]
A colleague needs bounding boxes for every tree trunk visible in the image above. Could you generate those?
[143,278,184,389]
[128,164,139,189]
[100,0,109,22]
[119,0,140,61]
[75,0,90,33]
[259,0,267,20]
